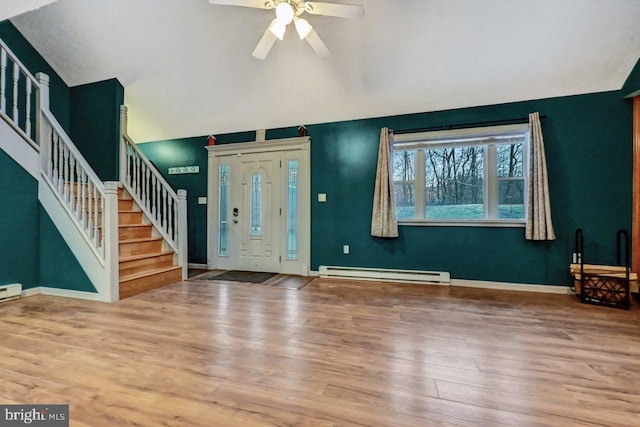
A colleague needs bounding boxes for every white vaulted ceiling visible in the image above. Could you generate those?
[6,0,640,142]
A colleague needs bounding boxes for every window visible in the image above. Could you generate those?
[286,160,298,259]
[392,124,529,226]
[218,164,229,255]
[250,173,262,235]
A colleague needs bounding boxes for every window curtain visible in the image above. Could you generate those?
[526,112,556,240]
[371,127,399,238]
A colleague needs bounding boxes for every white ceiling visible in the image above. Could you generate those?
[7,0,640,142]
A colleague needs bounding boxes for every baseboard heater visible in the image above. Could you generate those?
[319,266,450,285]
[0,283,22,303]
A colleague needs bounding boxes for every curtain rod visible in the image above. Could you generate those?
[392,115,547,135]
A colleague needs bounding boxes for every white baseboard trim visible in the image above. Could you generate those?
[451,279,571,294]
[188,263,207,269]
[311,271,570,294]
[22,286,104,301]
[22,287,41,297]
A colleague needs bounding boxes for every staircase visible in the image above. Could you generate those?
[1,38,187,302]
[118,188,182,298]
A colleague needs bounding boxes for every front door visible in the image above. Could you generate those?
[207,137,310,276]
[228,151,281,272]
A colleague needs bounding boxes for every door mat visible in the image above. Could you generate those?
[194,270,277,283]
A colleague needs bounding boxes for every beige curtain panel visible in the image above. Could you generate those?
[526,112,556,240]
[371,127,399,238]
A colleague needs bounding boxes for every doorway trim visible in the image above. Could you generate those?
[632,96,640,272]
[206,136,311,275]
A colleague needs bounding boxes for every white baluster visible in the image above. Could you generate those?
[25,78,32,138]
[144,167,150,210]
[163,187,168,229]
[63,144,70,202]
[69,156,76,211]
[124,145,133,185]
[100,193,105,252]
[80,170,87,227]
[140,163,146,208]
[171,198,177,241]
[138,157,143,199]
[127,142,133,186]
[133,154,139,195]
[0,48,6,113]
[46,124,53,177]
[57,134,63,191]
[93,185,100,245]
[151,175,158,219]
[87,181,94,237]
[52,133,59,187]
[177,189,188,280]
[154,176,160,219]
[12,63,19,125]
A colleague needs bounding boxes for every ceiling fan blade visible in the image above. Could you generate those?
[305,28,330,58]
[303,1,364,19]
[208,0,273,9]
[252,28,278,59]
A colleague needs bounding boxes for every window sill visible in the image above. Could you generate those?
[397,219,526,228]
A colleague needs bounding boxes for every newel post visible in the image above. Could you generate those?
[35,72,49,171]
[178,189,188,280]
[119,105,128,183]
[104,181,120,302]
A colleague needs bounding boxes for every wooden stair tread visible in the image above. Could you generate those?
[119,223,152,228]
[119,209,141,213]
[120,251,174,263]
[120,237,162,244]
[120,265,182,283]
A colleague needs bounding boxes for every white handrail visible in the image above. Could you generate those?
[0,38,40,150]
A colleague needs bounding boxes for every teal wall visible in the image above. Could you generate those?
[141,88,634,287]
[0,20,71,132]
[0,150,39,289]
[0,144,96,292]
[70,78,124,181]
[38,207,96,292]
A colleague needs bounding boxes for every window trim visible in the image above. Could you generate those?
[393,124,529,227]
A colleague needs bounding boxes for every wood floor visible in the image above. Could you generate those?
[1,278,640,426]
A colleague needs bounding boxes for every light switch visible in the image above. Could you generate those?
[198,197,207,205]
[318,193,327,202]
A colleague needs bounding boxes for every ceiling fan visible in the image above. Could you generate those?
[208,0,364,59]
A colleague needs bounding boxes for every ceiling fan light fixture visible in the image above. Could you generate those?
[294,17,312,39]
[275,2,294,25]
[268,18,287,40]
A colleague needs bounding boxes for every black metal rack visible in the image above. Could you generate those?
[574,228,631,310]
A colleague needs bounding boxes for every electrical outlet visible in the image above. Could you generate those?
[572,252,582,263]
[343,245,349,254]
[318,193,327,202]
